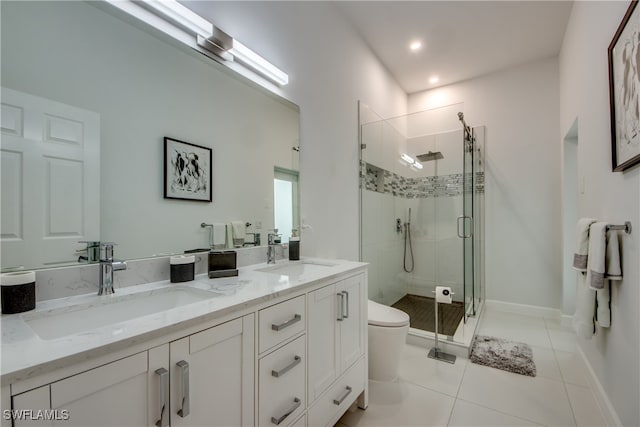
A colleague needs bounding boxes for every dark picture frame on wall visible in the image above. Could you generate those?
[164,137,212,202]
[608,0,640,172]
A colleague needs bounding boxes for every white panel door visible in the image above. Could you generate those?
[337,274,365,372]
[307,284,339,403]
[1,87,99,270]
[170,315,254,427]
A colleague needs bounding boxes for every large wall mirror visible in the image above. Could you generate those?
[1,1,300,271]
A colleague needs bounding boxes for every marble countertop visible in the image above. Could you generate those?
[1,258,366,385]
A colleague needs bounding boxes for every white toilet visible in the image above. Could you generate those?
[367,300,410,381]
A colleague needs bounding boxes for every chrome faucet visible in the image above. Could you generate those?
[99,243,127,295]
[267,231,281,264]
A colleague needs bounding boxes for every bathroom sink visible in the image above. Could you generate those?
[256,261,338,277]
[23,286,218,340]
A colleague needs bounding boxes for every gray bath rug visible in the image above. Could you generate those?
[469,335,537,377]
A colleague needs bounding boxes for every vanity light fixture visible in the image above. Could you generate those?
[230,40,289,86]
[138,0,213,38]
[130,0,289,86]
[401,153,415,164]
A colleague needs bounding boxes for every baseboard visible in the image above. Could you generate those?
[485,299,561,319]
[560,314,573,328]
[577,346,622,427]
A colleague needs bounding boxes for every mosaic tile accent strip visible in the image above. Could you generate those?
[362,161,484,198]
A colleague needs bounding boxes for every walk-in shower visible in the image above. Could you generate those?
[359,102,485,347]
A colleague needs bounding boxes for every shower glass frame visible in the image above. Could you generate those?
[358,102,484,343]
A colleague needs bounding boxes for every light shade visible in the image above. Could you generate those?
[138,0,213,37]
[230,40,289,86]
[413,162,423,170]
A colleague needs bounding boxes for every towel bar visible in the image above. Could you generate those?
[606,221,632,235]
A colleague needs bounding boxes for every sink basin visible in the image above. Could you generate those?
[23,286,217,340]
[256,261,338,277]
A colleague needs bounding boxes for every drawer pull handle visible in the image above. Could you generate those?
[272,355,302,378]
[272,314,302,331]
[337,293,344,321]
[342,291,349,319]
[176,360,190,418]
[154,368,169,427]
[333,386,353,406]
[271,397,301,425]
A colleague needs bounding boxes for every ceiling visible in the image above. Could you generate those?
[335,1,574,94]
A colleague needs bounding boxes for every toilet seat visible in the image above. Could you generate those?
[368,300,410,327]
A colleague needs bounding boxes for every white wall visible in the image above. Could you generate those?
[408,58,562,309]
[184,1,407,260]
[559,2,640,425]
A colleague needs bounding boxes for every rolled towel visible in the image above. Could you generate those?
[573,218,597,271]
[587,222,607,290]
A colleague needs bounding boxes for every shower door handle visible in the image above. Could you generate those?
[457,216,473,239]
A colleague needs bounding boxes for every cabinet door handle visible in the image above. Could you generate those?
[154,368,169,427]
[272,355,302,378]
[271,397,301,425]
[337,293,344,321]
[176,360,190,418]
[272,314,302,331]
[333,386,353,406]
[342,291,349,319]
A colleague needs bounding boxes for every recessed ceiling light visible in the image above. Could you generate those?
[409,41,422,51]
[429,76,439,84]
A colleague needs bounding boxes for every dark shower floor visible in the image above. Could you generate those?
[391,294,465,336]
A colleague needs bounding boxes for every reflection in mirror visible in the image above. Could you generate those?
[0,1,300,271]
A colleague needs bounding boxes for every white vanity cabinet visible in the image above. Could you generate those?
[5,263,368,427]
[11,347,168,427]
[9,316,254,427]
[307,273,366,427]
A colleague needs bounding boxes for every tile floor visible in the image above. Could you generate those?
[337,307,607,426]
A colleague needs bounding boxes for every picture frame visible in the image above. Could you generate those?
[608,0,640,172]
[164,137,212,202]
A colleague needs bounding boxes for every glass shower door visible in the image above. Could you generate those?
[462,132,475,320]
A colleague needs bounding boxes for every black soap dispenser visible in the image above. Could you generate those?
[289,228,300,261]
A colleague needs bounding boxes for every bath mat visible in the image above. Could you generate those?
[469,335,537,377]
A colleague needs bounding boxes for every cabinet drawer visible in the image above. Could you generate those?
[308,357,365,427]
[259,335,306,426]
[259,295,306,353]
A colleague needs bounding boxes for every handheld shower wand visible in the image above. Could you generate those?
[403,208,414,273]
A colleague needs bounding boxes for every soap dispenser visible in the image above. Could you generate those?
[289,228,300,261]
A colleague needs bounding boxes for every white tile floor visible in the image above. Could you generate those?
[337,307,607,427]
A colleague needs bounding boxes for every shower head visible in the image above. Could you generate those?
[417,151,444,162]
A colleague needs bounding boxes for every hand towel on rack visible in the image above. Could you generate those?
[573,218,597,271]
[212,223,226,249]
[586,223,605,289]
[573,271,595,339]
[594,229,623,328]
[231,221,246,247]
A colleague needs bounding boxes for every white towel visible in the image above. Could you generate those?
[573,271,595,339]
[573,218,597,271]
[587,222,608,290]
[231,221,245,247]
[212,223,226,249]
[594,230,623,328]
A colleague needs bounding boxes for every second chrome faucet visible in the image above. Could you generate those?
[99,243,127,295]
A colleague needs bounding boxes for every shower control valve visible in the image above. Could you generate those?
[396,218,402,233]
